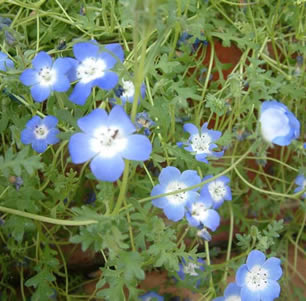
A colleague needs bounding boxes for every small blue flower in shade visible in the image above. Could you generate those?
[186,195,220,231]
[139,291,164,301]
[151,167,201,222]
[68,105,152,182]
[259,100,300,146]
[179,123,224,163]
[21,115,60,153]
[294,174,306,199]
[135,111,155,136]
[0,51,14,71]
[213,282,242,301]
[20,51,71,102]
[114,80,146,105]
[236,250,282,301]
[200,175,232,209]
[177,257,205,282]
[68,40,124,105]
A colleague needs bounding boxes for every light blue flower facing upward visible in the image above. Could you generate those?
[21,115,60,153]
[259,100,300,146]
[69,105,152,182]
[68,40,124,105]
[236,250,282,301]
[20,51,71,102]
[180,122,224,163]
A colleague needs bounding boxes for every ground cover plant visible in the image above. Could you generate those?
[0,0,305,300]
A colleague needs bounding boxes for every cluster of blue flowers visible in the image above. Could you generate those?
[150,166,231,237]
[6,40,154,182]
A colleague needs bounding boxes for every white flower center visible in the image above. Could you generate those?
[89,126,127,158]
[208,180,226,202]
[226,296,241,301]
[183,262,199,276]
[260,108,290,143]
[34,124,49,139]
[121,80,135,99]
[38,67,56,86]
[190,202,209,222]
[165,181,187,205]
[190,133,211,154]
[77,57,106,84]
[245,265,269,291]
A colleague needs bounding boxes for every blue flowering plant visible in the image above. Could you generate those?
[0,1,305,300]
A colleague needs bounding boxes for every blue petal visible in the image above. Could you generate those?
[32,139,48,153]
[45,128,60,145]
[90,154,125,182]
[163,203,185,222]
[183,123,199,135]
[202,209,220,231]
[240,287,260,301]
[259,280,280,300]
[21,128,35,144]
[43,116,58,129]
[207,129,222,141]
[224,282,241,297]
[69,82,93,105]
[77,108,108,135]
[104,43,124,63]
[295,174,304,186]
[25,116,41,129]
[93,71,118,90]
[212,298,225,301]
[32,51,52,70]
[65,58,79,82]
[224,186,232,201]
[195,153,209,163]
[151,186,167,208]
[246,250,266,270]
[262,257,282,280]
[52,73,70,92]
[69,133,98,163]
[30,84,51,102]
[180,170,201,189]
[73,41,99,62]
[53,57,72,74]
[20,69,38,86]
[122,134,152,161]
[108,105,136,135]
[236,264,248,286]
[158,166,181,184]
[218,175,230,184]
[200,122,209,132]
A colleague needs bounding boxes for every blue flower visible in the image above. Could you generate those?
[151,166,201,222]
[135,111,155,136]
[294,174,306,199]
[21,115,60,153]
[139,291,164,301]
[200,175,232,209]
[236,250,282,301]
[259,100,300,146]
[179,123,224,163]
[186,195,220,231]
[68,105,152,182]
[177,257,205,286]
[0,51,14,71]
[213,282,242,301]
[20,51,71,102]
[114,80,146,105]
[68,40,124,105]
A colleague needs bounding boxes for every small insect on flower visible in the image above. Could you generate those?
[21,115,60,153]
[114,80,146,105]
